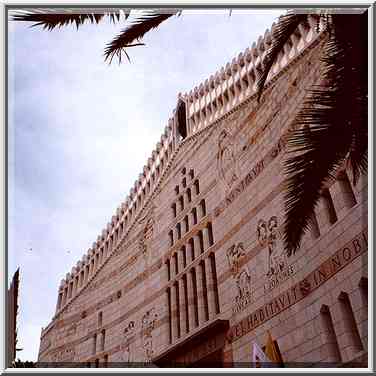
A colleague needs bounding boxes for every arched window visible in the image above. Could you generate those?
[192,207,198,225]
[200,199,206,217]
[171,203,177,218]
[187,188,192,203]
[322,189,338,225]
[207,222,214,246]
[168,230,174,247]
[176,223,182,240]
[179,196,184,211]
[194,180,200,195]
[184,215,189,233]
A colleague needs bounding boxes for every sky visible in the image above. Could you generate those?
[8,8,283,361]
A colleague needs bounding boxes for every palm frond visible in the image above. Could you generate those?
[257,12,308,102]
[104,11,177,64]
[12,8,130,30]
[283,13,367,254]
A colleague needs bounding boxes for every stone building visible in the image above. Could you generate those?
[37,16,368,367]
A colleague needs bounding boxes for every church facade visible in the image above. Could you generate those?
[37,15,368,367]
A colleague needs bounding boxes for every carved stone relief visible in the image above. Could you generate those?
[141,308,158,362]
[226,242,246,276]
[122,320,136,363]
[217,128,240,190]
[257,216,297,292]
[232,266,252,314]
[235,267,252,302]
[138,209,155,268]
[257,216,286,278]
[51,347,75,362]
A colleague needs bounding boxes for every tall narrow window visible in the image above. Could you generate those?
[359,277,368,305]
[187,188,192,203]
[169,230,174,247]
[184,215,189,233]
[207,222,214,246]
[200,261,209,322]
[209,253,220,314]
[189,169,194,179]
[175,282,181,338]
[75,276,79,293]
[64,287,68,304]
[322,189,338,225]
[176,99,188,140]
[182,246,187,268]
[104,355,108,367]
[338,291,364,352]
[198,231,204,253]
[167,288,172,344]
[189,238,195,261]
[57,292,63,310]
[194,180,200,195]
[338,171,357,209]
[100,329,106,351]
[319,305,342,362]
[98,312,103,327]
[179,196,184,211]
[191,269,199,327]
[183,275,189,333]
[173,253,178,276]
[171,203,177,218]
[176,223,181,240]
[182,177,187,188]
[166,259,171,281]
[200,199,206,217]
[92,333,97,355]
[85,265,89,282]
[192,208,198,225]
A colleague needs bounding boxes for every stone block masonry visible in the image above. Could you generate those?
[38,15,368,368]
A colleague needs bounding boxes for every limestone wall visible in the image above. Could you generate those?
[38,15,368,367]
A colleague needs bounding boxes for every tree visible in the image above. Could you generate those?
[12,8,177,63]
[256,11,367,254]
[12,8,368,255]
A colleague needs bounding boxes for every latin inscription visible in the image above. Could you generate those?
[227,229,367,343]
[264,263,296,293]
[214,137,285,218]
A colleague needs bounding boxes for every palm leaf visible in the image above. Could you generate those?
[283,13,368,255]
[104,10,177,63]
[257,12,308,102]
[12,8,129,30]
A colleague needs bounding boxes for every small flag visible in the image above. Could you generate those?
[252,341,271,368]
[264,330,283,366]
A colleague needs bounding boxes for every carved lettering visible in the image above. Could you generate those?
[227,230,367,343]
